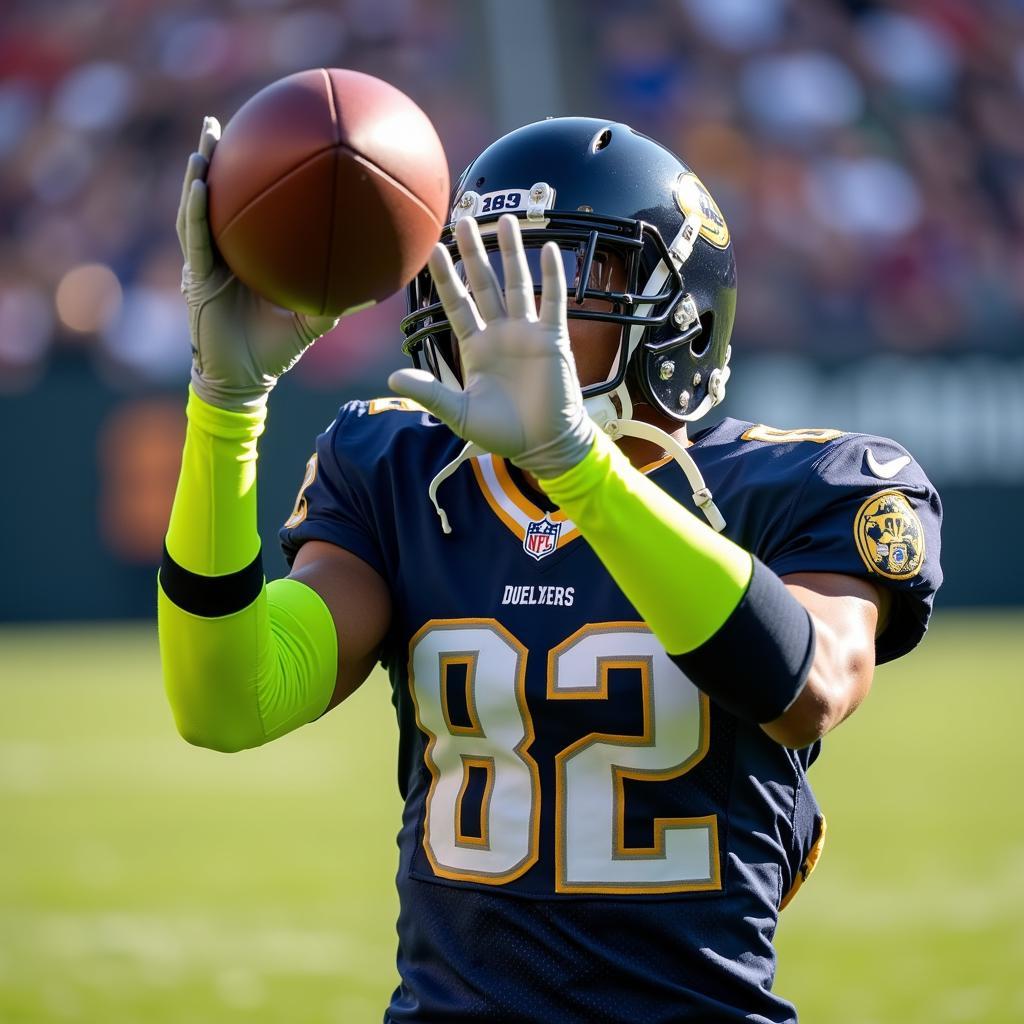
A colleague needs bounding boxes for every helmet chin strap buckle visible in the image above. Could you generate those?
[583,390,629,432]
[672,293,700,330]
[452,191,481,222]
[527,182,555,221]
[670,211,703,266]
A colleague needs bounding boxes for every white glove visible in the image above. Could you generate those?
[388,215,596,478]
[177,117,338,411]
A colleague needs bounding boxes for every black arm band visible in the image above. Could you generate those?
[669,558,815,724]
[159,545,264,618]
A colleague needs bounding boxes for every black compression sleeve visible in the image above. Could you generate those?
[669,558,815,723]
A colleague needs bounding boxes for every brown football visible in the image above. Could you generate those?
[207,68,450,317]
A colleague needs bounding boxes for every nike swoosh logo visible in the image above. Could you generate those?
[865,448,911,480]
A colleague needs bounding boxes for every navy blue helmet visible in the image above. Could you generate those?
[401,116,737,423]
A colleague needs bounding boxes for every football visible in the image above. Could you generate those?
[206,67,450,317]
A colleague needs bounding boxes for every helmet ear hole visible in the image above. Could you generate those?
[690,313,713,359]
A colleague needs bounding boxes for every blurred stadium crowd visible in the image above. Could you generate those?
[0,0,1022,616]
[2,0,1022,398]
[590,0,1024,354]
[0,0,486,396]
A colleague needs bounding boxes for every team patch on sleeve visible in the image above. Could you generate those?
[854,490,925,580]
[741,425,843,444]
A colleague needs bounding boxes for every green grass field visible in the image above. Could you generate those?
[2,613,1022,1023]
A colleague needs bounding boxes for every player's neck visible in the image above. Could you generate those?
[519,404,689,494]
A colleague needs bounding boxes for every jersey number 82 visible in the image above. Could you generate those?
[409,619,721,896]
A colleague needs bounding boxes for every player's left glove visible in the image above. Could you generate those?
[388,214,596,479]
[178,116,339,411]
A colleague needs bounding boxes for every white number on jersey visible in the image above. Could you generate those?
[408,619,720,894]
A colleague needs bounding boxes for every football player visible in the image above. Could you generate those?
[160,116,942,1022]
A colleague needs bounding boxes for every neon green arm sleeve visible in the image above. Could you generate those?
[157,387,337,753]
[539,429,754,655]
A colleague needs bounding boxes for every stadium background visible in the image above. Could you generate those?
[1,0,1022,1020]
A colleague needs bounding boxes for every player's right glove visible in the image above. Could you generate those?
[388,214,596,479]
[178,117,338,411]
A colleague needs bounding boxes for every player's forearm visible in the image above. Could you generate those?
[166,387,264,574]
[761,575,879,747]
[539,430,815,725]
[541,430,751,651]
[158,389,336,752]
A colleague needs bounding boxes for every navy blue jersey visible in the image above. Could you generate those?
[280,402,942,1024]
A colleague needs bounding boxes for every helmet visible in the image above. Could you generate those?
[401,116,737,424]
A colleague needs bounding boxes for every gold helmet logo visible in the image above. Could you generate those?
[674,172,730,249]
[854,490,925,580]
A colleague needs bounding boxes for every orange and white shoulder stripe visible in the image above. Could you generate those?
[469,450,675,548]
[470,454,581,549]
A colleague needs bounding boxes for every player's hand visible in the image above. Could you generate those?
[177,116,338,411]
[388,215,596,478]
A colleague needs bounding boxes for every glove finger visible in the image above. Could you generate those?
[539,241,569,331]
[427,243,484,340]
[186,179,215,279]
[496,214,537,321]
[176,117,219,256]
[176,152,208,257]
[388,368,467,432]
[454,218,504,322]
[198,115,221,160]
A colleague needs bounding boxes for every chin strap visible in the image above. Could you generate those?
[427,440,486,535]
[584,390,725,532]
[426,403,725,537]
[601,416,726,532]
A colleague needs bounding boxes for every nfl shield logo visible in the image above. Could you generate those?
[523,517,561,561]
